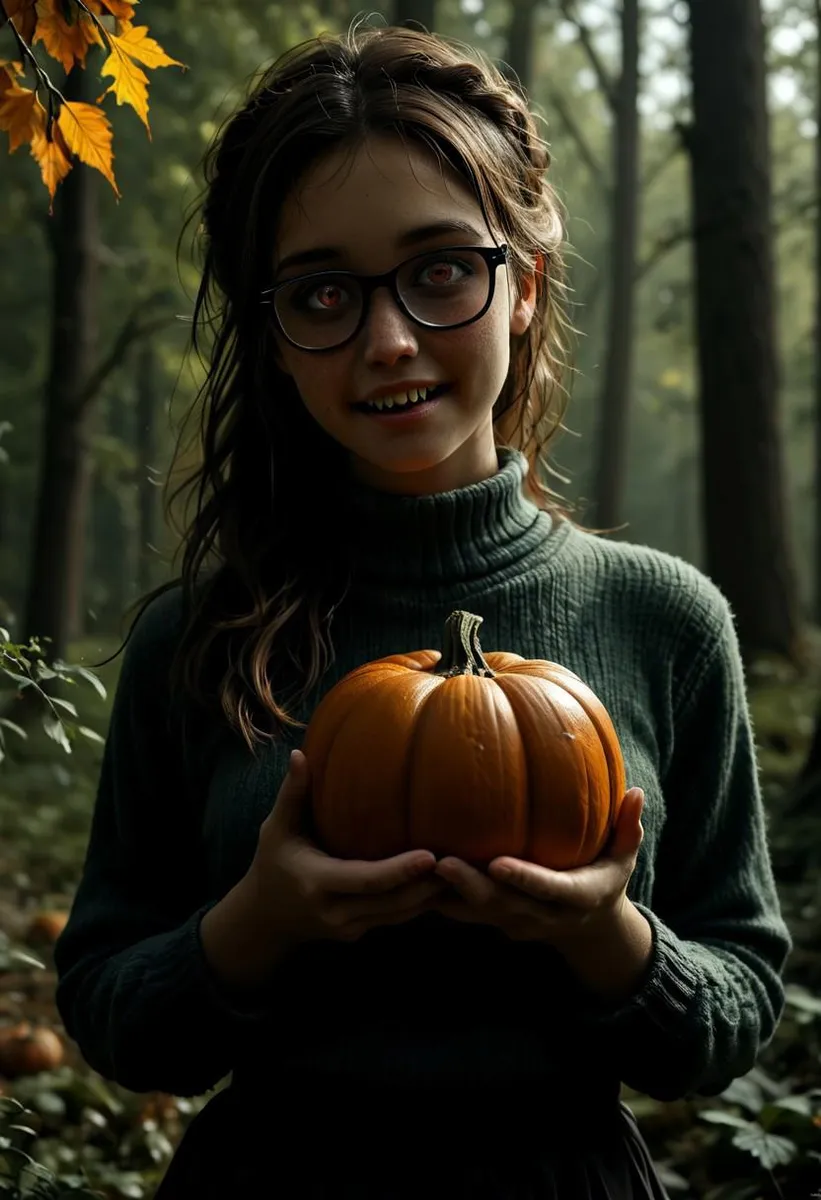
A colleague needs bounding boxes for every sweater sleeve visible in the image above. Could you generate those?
[571,596,792,1102]
[54,589,273,1098]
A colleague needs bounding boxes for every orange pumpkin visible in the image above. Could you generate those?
[0,1023,64,1078]
[304,610,626,869]
[26,910,69,946]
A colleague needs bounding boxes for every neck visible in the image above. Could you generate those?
[347,425,500,496]
[333,446,553,588]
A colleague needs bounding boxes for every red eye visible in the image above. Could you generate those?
[313,284,344,309]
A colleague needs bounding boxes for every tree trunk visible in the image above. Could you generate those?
[592,0,641,531]
[502,0,539,95]
[22,66,99,658]
[89,390,133,631]
[135,341,160,598]
[395,0,435,31]
[814,0,821,623]
[686,0,801,662]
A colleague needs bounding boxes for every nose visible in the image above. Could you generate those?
[360,286,419,366]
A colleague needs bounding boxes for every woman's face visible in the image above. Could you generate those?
[271,135,536,495]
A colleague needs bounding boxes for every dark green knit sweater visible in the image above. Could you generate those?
[54,448,791,1105]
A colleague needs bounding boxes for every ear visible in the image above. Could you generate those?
[509,254,541,337]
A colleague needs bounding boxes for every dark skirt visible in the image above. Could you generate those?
[153,1075,670,1199]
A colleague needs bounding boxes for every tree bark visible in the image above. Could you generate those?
[686,0,801,661]
[814,0,821,623]
[22,65,99,658]
[502,0,539,95]
[592,0,641,531]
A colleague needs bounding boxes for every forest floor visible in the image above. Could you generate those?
[0,635,820,1199]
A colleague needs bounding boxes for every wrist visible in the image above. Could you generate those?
[554,899,654,1003]
[199,873,296,997]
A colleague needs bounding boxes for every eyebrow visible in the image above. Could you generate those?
[274,219,487,276]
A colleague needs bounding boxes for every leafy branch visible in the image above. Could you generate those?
[0,627,106,761]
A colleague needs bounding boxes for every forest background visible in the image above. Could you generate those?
[1,2,821,1198]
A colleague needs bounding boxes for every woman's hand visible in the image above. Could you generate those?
[245,749,448,951]
[431,788,646,949]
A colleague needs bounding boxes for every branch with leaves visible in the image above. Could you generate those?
[0,624,106,761]
[0,0,183,206]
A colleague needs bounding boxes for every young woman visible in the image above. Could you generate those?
[54,22,791,1199]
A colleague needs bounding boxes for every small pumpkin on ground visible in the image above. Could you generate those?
[26,910,69,946]
[305,610,626,869]
[0,1023,64,1078]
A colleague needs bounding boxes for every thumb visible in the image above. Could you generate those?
[611,788,644,859]
[272,749,311,832]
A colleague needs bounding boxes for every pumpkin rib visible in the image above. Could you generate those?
[304,665,410,800]
[408,673,528,862]
[495,674,607,867]
[503,661,626,832]
[316,671,442,859]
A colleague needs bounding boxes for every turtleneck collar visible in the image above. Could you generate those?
[335,447,552,586]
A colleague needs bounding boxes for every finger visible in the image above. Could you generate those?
[269,749,312,832]
[331,878,448,927]
[608,788,645,859]
[316,848,438,896]
[434,857,496,905]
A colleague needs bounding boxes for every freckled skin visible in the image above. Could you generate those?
[271,134,536,496]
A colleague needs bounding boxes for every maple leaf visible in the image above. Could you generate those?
[57,97,119,195]
[0,62,25,99]
[99,24,183,134]
[0,77,41,152]
[4,0,37,45]
[33,0,102,73]
[31,118,73,205]
[96,0,138,22]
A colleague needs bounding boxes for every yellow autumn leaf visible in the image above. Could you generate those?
[33,0,102,73]
[106,24,182,71]
[100,46,149,129]
[0,61,25,98]
[0,79,41,152]
[58,98,119,196]
[30,119,73,206]
[99,25,183,134]
[96,0,138,22]
[4,0,37,44]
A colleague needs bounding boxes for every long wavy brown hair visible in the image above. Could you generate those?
[115,21,579,753]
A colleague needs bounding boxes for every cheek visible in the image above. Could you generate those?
[278,349,350,420]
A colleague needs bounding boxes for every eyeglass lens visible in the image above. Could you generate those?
[273,248,492,350]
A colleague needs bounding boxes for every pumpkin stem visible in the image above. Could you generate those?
[438,611,496,677]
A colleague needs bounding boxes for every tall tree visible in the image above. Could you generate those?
[814,0,821,623]
[686,0,801,661]
[503,0,540,93]
[553,1,642,532]
[22,65,99,657]
[590,0,641,531]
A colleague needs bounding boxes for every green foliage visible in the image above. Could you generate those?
[0,633,106,764]
[0,1096,103,1198]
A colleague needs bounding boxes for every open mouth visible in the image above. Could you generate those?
[354,382,450,415]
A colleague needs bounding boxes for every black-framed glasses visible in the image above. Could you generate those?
[260,243,509,352]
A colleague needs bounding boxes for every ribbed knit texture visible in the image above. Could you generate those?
[54,449,791,1106]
